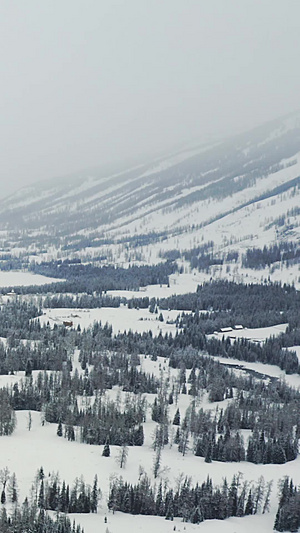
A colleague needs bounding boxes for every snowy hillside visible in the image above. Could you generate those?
[0,186,300,531]
[0,110,300,274]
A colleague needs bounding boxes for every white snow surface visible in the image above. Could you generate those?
[0,357,298,533]
[208,323,288,343]
[38,306,185,336]
[107,273,203,299]
[0,271,64,287]
[212,354,300,390]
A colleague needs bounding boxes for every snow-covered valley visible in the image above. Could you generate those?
[0,112,300,532]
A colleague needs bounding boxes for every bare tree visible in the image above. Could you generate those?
[0,467,10,504]
[262,480,273,514]
[7,472,18,504]
[153,446,161,478]
[27,411,32,431]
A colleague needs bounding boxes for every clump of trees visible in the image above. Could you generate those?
[0,505,84,533]
[242,242,300,269]
[274,477,300,532]
[34,468,100,514]
[0,390,16,436]
[108,472,272,523]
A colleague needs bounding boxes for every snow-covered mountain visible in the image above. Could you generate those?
[1,110,300,265]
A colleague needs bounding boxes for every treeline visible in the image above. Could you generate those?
[159,241,229,272]
[108,473,272,523]
[5,345,300,464]
[78,395,145,446]
[28,260,177,292]
[78,350,159,394]
[0,295,299,381]
[43,293,121,308]
[8,372,146,447]
[189,386,299,464]
[0,311,74,374]
[80,319,299,376]
[159,280,300,324]
[242,242,300,269]
[0,467,87,532]
[35,468,99,514]
[0,300,42,338]
[274,477,300,532]
[61,228,169,252]
[204,336,300,375]
[0,506,84,533]
[0,389,16,435]
[150,361,300,465]
[169,242,223,272]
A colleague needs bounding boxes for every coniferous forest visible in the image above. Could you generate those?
[0,278,300,529]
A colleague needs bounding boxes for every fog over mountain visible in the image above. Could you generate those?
[2,5,300,533]
[1,0,300,198]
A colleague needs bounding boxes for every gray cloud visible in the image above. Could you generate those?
[0,0,299,197]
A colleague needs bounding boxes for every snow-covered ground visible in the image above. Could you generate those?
[70,508,276,533]
[0,335,299,532]
[0,393,298,533]
[207,323,288,343]
[0,271,64,287]
[212,354,300,390]
[107,272,203,299]
[38,306,186,336]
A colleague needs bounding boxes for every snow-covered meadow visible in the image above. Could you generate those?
[0,271,64,287]
[38,306,186,336]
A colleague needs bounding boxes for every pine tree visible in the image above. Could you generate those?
[191,506,202,524]
[25,359,32,377]
[0,390,16,436]
[59,480,68,512]
[7,472,18,504]
[174,427,180,444]
[57,421,63,437]
[153,446,161,478]
[244,489,253,515]
[116,445,128,469]
[134,425,144,446]
[91,475,99,513]
[172,408,180,426]
[102,440,110,457]
[38,479,44,509]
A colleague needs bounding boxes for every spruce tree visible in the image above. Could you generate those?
[91,475,99,513]
[245,490,253,515]
[172,408,180,426]
[57,421,63,437]
[38,479,44,509]
[102,440,110,457]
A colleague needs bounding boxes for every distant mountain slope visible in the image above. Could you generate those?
[0,110,300,267]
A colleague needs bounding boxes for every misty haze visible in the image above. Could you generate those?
[0,2,300,533]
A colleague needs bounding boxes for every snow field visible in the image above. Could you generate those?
[207,323,288,343]
[0,271,65,287]
[38,306,186,337]
[0,387,298,533]
[0,340,299,532]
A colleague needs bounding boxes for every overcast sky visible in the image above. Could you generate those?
[0,0,299,198]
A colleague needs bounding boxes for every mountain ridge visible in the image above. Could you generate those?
[0,110,300,275]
